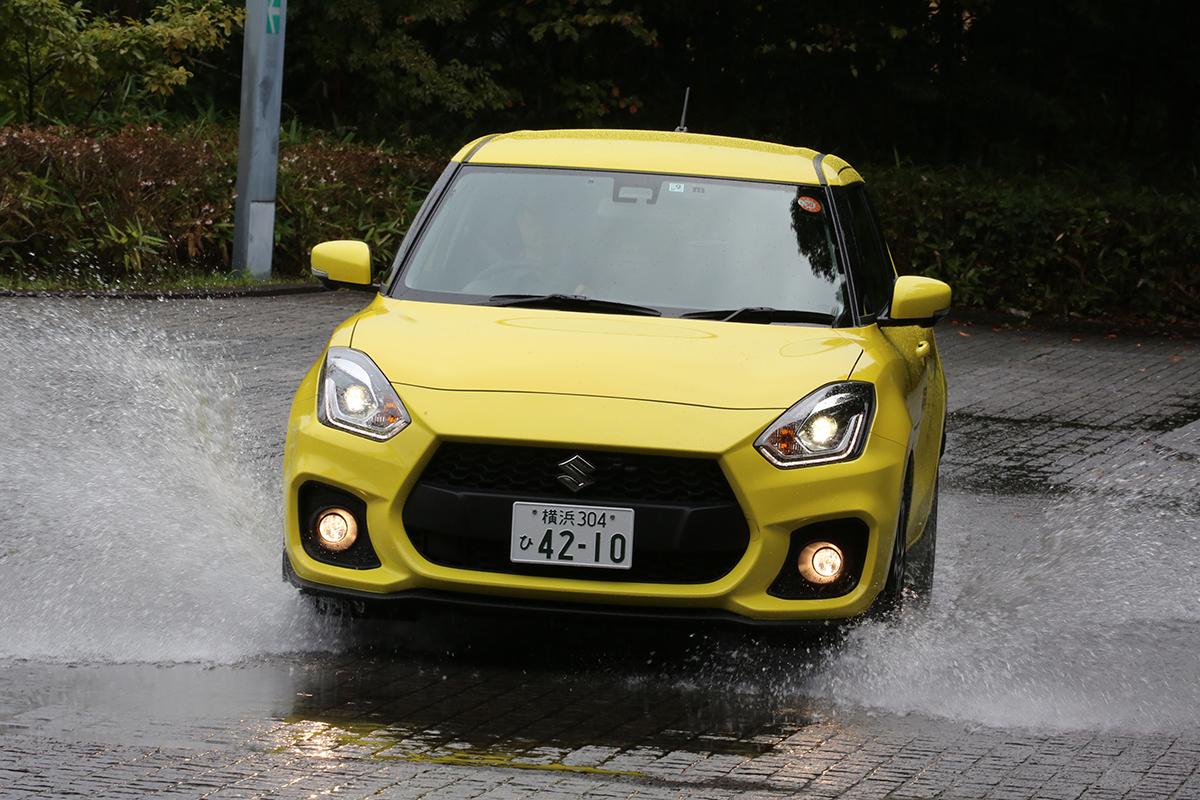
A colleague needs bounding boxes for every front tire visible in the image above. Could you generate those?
[872,469,912,619]
[905,489,938,608]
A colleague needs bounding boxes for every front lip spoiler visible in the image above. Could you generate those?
[283,553,844,630]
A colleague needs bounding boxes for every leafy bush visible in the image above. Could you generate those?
[868,167,1199,319]
[0,124,438,286]
[0,123,1195,321]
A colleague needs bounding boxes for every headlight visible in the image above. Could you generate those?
[317,347,410,440]
[754,382,875,467]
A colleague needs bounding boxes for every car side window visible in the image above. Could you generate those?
[843,185,894,317]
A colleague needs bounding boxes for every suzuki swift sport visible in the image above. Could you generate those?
[282,129,952,625]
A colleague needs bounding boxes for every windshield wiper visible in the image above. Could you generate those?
[486,294,662,317]
[681,307,835,325]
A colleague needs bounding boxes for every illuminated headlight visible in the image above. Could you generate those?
[755,382,875,467]
[318,347,411,440]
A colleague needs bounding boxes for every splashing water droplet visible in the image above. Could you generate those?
[806,467,1200,732]
[0,302,341,662]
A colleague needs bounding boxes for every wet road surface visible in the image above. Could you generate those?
[0,293,1197,798]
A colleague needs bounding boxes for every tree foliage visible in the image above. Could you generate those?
[3,1,1195,174]
[274,0,1198,175]
[0,0,241,124]
[277,0,655,135]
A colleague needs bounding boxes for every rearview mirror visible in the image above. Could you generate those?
[311,240,375,290]
[879,276,951,327]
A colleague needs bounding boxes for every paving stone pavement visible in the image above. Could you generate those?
[937,319,1199,506]
[0,294,1197,799]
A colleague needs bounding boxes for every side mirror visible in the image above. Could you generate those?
[879,275,951,327]
[311,240,375,291]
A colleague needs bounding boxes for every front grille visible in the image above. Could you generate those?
[403,443,748,584]
[419,443,736,504]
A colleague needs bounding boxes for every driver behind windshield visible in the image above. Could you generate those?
[463,192,581,295]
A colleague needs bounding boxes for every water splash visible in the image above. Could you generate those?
[2,300,1197,735]
[809,469,1200,733]
[0,302,339,662]
[616,437,1200,734]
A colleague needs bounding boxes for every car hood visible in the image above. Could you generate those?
[350,297,863,410]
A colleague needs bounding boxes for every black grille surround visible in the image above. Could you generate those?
[299,481,381,569]
[767,519,869,599]
[403,443,750,584]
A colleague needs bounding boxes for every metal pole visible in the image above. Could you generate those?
[232,0,287,279]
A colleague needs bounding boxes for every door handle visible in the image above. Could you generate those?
[915,340,930,359]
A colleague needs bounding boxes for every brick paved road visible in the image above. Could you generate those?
[0,294,1197,799]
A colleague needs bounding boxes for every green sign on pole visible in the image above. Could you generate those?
[266,0,281,34]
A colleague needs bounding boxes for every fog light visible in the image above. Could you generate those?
[797,541,844,585]
[316,508,358,552]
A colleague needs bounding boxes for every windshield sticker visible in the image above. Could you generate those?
[796,196,823,213]
[667,182,686,192]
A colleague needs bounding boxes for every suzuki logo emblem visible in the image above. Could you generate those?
[557,454,597,493]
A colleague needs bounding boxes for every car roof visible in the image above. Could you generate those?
[451,129,864,186]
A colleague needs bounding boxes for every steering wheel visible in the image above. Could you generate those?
[462,258,540,295]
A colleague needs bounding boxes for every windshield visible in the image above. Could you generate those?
[393,166,847,321]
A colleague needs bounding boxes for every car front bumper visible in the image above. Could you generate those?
[283,378,908,622]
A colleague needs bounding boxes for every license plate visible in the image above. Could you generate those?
[510,502,634,569]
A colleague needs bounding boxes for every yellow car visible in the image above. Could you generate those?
[283,129,951,626]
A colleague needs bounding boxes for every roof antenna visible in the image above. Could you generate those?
[674,87,691,132]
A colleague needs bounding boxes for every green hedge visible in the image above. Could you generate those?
[868,166,1199,320]
[1,124,1195,320]
[0,124,439,285]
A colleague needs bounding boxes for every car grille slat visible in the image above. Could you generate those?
[418,443,736,504]
[403,443,749,584]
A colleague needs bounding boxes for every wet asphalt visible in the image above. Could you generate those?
[0,293,1197,799]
